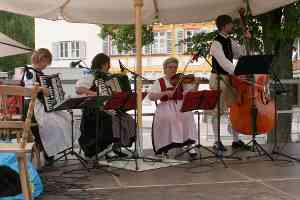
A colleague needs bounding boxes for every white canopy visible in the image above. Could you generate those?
[0,32,32,58]
[0,0,297,25]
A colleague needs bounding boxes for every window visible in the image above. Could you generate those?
[52,40,86,60]
[143,45,151,55]
[166,32,172,54]
[185,30,199,52]
[103,36,110,55]
[151,31,171,54]
[176,29,185,54]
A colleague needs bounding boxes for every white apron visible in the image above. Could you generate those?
[34,100,73,157]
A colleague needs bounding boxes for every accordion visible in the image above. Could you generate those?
[39,74,65,112]
[95,74,132,95]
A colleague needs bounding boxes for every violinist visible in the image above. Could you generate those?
[209,14,251,151]
[148,57,202,158]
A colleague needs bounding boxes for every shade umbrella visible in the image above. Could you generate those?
[0,0,297,24]
[0,32,32,58]
[0,0,297,170]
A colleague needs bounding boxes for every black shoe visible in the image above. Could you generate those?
[238,140,252,150]
[45,156,54,166]
[232,141,241,149]
[232,140,251,150]
[113,149,128,158]
[213,141,227,152]
[188,148,197,158]
[105,153,117,160]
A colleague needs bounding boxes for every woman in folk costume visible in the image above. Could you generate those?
[22,48,73,165]
[148,57,201,158]
[75,53,136,159]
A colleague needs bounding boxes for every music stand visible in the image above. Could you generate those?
[105,92,164,170]
[122,92,147,111]
[229,55,274,160]
[269,68,300,162]
[234,55,273,75]
[175,90,220,159]
[52,96,111,173]
[104,92,127,110]
[122,92,163,165]
[175,90,240,165]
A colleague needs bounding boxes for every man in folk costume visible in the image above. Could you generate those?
[209,14,251,151]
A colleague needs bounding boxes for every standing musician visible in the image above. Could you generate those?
[75,53,136,159]
[22,48,73,166]
[209,14,251,151]
[148,57,202,158]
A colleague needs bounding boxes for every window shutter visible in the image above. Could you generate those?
[79,41,86,58]
[176,30,184,54]
[166,32,172,54]
[103,37,109,55]
[52,42,59,60]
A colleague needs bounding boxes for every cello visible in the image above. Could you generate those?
[229,8,275,135]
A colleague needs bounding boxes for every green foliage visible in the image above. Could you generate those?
[181,31,217,57]
[100,25,154,52]
[0,11,34,72]
[184,2,300,58]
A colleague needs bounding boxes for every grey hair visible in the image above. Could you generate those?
[163,57,179,68]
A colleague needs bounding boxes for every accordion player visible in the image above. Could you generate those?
[22,63,73,159]
[76,53,136,158]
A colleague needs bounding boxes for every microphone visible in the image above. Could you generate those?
[78,65,92,71]
[118,60,125,72]
[70,60,82,68]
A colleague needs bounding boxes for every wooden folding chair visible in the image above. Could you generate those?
[0,84,40,200]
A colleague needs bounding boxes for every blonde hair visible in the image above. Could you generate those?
[163,57,179,68]
[31,48,52,65]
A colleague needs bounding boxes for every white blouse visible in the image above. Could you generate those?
[210,33,246,74]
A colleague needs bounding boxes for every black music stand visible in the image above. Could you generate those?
[123,92,160,162]
[175,90,221,160]
[269,69,300,162]
[119,61,166,171]
[229,55,274,160]
[84,95,122,176]
[234,55,273,75]
[105,92,164,170]
[52,96,111,172]
[88,92,129,164]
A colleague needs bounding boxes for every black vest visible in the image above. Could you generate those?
[211,34,233,74]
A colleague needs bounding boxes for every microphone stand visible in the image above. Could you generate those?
[270,69,300,162]
[118,61,163,171]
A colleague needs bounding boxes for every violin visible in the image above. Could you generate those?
[170,73,208,86]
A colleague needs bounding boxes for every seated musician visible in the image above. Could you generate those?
[148,57,201,158]
[75,53,136,159]
[22,48,73,165]
[209,14,251,151]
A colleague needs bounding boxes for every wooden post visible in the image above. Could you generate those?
[134,0,143,157]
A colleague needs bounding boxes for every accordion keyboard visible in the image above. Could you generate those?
[40,74,65,112]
